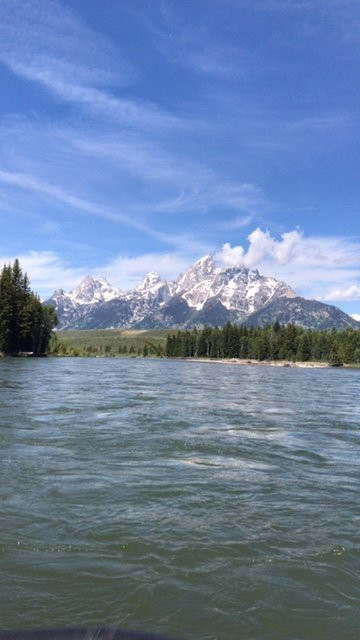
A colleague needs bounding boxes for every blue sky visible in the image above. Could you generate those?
[0,0,360,316]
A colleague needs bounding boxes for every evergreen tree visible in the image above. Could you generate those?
[164,322,360,365]
[296,332,312,361]
[0,260,57,356]
[196,331,207,357]
[329,341,343,367]
[0,265,13,354]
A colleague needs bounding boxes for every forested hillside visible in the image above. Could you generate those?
[165,322,360,365]
[0,259,57,356]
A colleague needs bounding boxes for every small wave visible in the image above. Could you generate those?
[263,407,296,414]
[292,448,328,463]
[174,456,272,471]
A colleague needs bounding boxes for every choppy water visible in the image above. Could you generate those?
[0,357,359,640]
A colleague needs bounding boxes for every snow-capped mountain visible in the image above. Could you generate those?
[134,272,171,304]
[244,297,359,330]
[172,255,295,313]
[69,275,123,305]
[44,255,359,330]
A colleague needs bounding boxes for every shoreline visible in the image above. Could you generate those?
[2,353,358,368]
[181,357,335,368]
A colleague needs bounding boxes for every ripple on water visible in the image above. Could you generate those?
[0,357,359,640]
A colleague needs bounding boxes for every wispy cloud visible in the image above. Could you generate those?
[128,2,267,81]
[0,0,181,131]
[217,215,254,230]
[0,168,191,248]
[0,248,201,298]
[0,0,359,315]
[326,285,360,301]
[101,252,195,291]
[0,0,264,268]
[0,163,217,260]
[0,108,262,246]
[178,44,257,79]
[0,250,84,294]
[249,0,360,46]
[0,0,129,86]
[67,131,260,214]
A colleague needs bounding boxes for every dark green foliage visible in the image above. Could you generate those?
[165,323,360,364]
[328,341,344,367]
[0,260,58,356]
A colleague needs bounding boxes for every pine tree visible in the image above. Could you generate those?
[0,265,13,354]
[329,341,343,367]
[0,260,57,356]
[296,332,311,361]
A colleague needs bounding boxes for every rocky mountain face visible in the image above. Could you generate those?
[45,255,359,330]
[244,296,359,330]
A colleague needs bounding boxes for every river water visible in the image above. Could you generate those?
[0,357,359,639]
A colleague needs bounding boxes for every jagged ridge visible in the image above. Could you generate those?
[244,297,359,330]
[44,255,359,330]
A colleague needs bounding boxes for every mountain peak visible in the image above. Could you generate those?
[77,274,95,286]
[174,254,217,294]
[46,256,356,331]
[192,254,216,274]
[70,274,122,305]
[134,272,170,306]
[195,253,215,266]
[136,271,163,291]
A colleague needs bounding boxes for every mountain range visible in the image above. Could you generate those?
[45,255,360,331]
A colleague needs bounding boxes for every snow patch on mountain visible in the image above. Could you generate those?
[171,257,295,312]
[45,255,299,329]
[69,275,123,305]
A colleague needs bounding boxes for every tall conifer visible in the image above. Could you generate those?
[0,260,57,356]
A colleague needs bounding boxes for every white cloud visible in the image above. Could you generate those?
[216,228,303,267]
[101,253,194,291]
[217,242,245,266]
[326,285,360,301]
[2,231,360,312]
[0,250,84,295]
[351,313,360,321]
[216,228,360,303]
[0,249,200,299]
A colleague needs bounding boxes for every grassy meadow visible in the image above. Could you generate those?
[52,329,172,357]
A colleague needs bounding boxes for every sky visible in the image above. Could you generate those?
[0,0,360,317]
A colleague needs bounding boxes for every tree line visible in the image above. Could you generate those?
[165,322,360,365]
[0,260,57,356]
[51,339,161,357]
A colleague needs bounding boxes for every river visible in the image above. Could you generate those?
[0,357,359,639]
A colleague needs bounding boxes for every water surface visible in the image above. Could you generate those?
[0,358,359,640]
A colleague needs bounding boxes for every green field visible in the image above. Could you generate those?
[53,328,172,356]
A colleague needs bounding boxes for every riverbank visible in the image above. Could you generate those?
[183,357,332,368]
[2,351,359,367]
